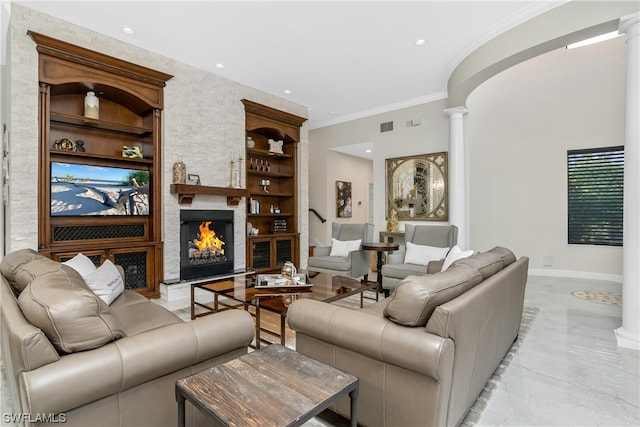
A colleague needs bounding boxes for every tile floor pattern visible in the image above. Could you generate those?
[2,275,638,426]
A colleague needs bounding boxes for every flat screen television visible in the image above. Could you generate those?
[51,162,150,216]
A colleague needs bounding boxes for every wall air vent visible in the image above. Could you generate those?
[380,121,394,133]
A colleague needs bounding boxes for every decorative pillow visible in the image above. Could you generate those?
[384,264,483,326]
[18,265,125,353]
[329,238,362,257]
[404,242,449,266]
[83,260,125,305]
[63,253,97,277]
[441,245,474,271]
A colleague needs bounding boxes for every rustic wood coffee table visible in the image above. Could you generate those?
[175,344,359,427]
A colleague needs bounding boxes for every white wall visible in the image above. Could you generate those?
[466,36,625,277]
[307,150,372,247]
[5,4,308,280]
[309,99,451,247]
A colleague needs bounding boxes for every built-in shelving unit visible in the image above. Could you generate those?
[31,31,173,298]
[242,100,306,273]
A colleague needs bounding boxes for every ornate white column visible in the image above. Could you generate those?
[444,106,468,249]
[616,14,640,350]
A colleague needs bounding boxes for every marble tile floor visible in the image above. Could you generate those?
[2,275,638,426]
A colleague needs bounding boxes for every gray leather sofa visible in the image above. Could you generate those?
[289,246,528,427]
[1,249,255,427]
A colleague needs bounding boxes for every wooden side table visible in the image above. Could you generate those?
[362,242,399,291]
[175,344,359,427]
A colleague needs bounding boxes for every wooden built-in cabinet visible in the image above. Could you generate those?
[242,100,306,273]
[30,31,172,298]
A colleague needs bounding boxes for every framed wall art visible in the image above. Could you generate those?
[385,152,448,221]
[336,180,352,218]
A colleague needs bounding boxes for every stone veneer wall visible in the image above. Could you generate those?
[6,4,309,280]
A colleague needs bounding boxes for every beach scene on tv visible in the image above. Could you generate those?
[51,162,150,216]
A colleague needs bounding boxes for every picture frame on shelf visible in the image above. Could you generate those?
[187,174,201,185]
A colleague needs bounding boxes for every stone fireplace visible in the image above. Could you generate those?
[180,209,234,280]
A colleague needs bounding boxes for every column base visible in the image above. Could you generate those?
[615,326,640,351]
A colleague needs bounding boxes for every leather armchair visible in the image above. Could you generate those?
[307,222,374,280]
[381,224,458,294]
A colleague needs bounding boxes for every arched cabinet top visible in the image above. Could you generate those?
[242,99,307,142]
[29,31,173,109]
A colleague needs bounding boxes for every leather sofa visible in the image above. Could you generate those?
[0,249,255,427]
[288,246,528,427]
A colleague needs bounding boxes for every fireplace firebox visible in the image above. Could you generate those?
[180,210,234,280]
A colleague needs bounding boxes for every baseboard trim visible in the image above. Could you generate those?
[528,268,622,283]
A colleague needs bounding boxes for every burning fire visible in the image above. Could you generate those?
[194,221,225,256]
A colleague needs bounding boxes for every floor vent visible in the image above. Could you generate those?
[380,121,394,132]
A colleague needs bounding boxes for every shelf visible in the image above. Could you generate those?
[50,150,154,165]
[247,170,293,178]
[247,147,293,158]
[170,184,249,206]
[249,192,293,198]
[247,233,297,239]
[51,112,153,136]
[247,213,293,217]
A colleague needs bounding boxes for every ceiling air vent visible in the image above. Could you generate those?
[380,121,394,133]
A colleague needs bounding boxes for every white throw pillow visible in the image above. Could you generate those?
[63,253,97,277]
[329,238,362,257]
[83,260,125,305]
[404,242,449,266]
[441,245,475,271]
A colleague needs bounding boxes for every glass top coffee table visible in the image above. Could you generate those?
[190,272,378,348]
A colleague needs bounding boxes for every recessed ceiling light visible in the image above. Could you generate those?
[365,149,372,153]
[284,90,291,95]
[216,63,225,69]
[121,26,135,35]
[415,39,427,46]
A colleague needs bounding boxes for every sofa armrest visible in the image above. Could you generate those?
[427,259,444,273]
[288,299,453,380]
[19,309,254,414]
[349,249,370,278]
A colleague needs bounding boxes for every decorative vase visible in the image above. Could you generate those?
[172,159,186,184]
[246,136,255,148]
[84,91,99,119]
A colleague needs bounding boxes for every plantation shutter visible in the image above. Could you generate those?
[567,146,624,246]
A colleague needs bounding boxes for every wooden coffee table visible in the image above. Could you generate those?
[175,344,359,427]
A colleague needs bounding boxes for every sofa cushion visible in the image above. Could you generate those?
[381,262,428,280]
[329,238,361,257]
[18,264,125,353]
[0,248,48,292]
[404,242,449,266]
[383,264,482,327]
[307,256,351,272]
[487,246,517,267]
[110,292,182,336]
[13,258,62,294]
[451,251,504,280]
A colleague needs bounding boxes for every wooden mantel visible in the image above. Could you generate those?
[170,184,249,206]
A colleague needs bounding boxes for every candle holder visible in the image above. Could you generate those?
[228,159,235,187]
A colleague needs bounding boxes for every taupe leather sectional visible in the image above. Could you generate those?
[0,249,255,427]
[289,246,529,427]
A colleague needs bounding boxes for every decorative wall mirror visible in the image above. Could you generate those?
[385,152,448,221]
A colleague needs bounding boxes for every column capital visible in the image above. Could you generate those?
[444,106,468,118]
[619,13,639,37]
